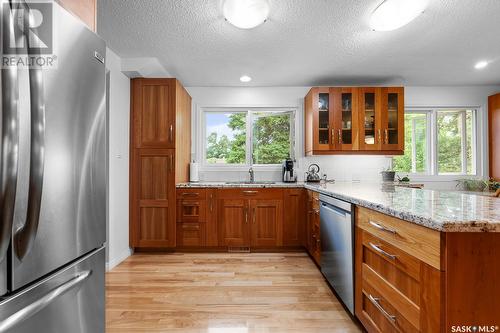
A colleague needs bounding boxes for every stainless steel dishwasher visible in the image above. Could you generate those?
[319,194,354,314]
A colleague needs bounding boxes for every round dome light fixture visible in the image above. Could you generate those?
[370,0,428,31]
[240,75,252,82]
[474,60,489,70]
[223,0,270,29]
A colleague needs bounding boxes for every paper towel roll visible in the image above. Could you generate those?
[190,162,200,182]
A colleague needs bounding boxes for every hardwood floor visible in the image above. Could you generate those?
[106,252,362,333]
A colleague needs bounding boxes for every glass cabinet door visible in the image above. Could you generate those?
[359,88,381,150]
[382,87,404,151]
[314,88,333,150]
[332,88,358,150]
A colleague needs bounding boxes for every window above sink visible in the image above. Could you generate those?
[200,107,297,169]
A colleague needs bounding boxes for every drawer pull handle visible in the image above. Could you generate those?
[242,191,258,195]
[368,294,396,323]
[369,221,397,234]
[369,243,397,260]
[182,193,200,197]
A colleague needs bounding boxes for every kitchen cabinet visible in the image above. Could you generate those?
[283,189,306,246]
[333,87,360,151]
[358,87,382,151]
[218,198,248,247]
[381,87,404,151]
[489,93,500,180]
[57,0,96,31]
[250,199,283,247]
[131,149,176,248]
[176,188,218,248]
[305,190,321,265]
[355,207,441,333]
[130,79,191,250]
[305,86,404,155]
[217,189,284,248]
[176,189,207,247]
[355,206,500,333]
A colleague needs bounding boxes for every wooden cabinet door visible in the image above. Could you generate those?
[332,87,359,151]
[218,198,249,247]
[132,79,175,149]
[250,199,283,247]
[381,87,404,152]
[311,88,335,151]
[358,87,383,151]
[283,189,305,246]
[311,209,321,264]
[206,189,218,246]
[131,149,175,248]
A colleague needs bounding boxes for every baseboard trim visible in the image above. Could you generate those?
[106,248,133,271]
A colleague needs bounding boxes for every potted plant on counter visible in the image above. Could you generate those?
[380,167,396,182]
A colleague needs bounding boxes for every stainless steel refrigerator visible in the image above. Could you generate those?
[0,0,106,331]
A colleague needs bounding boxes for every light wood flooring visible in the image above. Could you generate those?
[106,252,362,333]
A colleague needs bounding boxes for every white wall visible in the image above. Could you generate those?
[106,48,132,270]
[187,85,500,187]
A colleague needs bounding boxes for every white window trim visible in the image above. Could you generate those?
[395,106,483,181]
[198,107,297,171]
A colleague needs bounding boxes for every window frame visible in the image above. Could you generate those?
[394,107,480,179]
[201,107,296,169]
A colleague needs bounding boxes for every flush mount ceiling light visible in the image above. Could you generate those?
[223,0,270,29]
[474,60,489,70]
[369,0,428,31]
[240,75,252,82]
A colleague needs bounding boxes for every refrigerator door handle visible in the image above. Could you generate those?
[13,0,46,260]
[0,2,20,263]
[0,270,92,332]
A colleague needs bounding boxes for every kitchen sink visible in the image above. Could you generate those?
[225,181,276,184]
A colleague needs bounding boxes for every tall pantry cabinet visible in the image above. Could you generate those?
[130,79,192,249]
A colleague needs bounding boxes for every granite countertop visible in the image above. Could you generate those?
[177,181,305,188]
[305,182,500,232]
[176,182,500,232]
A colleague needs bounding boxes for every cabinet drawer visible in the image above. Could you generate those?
[362,230,420,304]
[177,199,206,222]
[359,277,419,333]
[356,207,440,270]
[177,188,207,199]
[362,262,420,331]
[176,222,206,247]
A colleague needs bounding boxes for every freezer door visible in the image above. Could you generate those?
[0,247,104,333]
[10,2,106,291]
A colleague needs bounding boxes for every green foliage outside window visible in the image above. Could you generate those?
[252,113,291,164]
[206,112,292,165]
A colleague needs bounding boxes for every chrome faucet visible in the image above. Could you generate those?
[248,167,254,183]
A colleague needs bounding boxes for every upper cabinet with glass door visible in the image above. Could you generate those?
[304,88,334,154]
[305,86,404,155]
[332,87,359,151]
[381,87,404,151]
[358,87,382,151]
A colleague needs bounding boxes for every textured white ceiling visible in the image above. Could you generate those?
[97,0,500,87]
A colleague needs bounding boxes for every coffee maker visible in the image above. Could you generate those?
[282,159,297,183]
